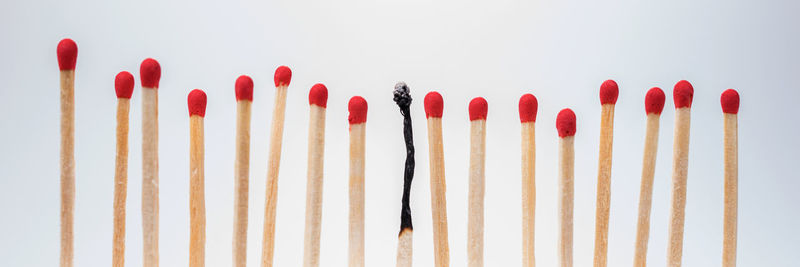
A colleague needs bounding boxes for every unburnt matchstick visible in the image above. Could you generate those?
[393,82,415,267]
[303,84,328,267]
[721,89,739,267]
[57,38,77,267]
[556,108,576,267]
[348,96,368,267]
[467,97,488,267]
[519,93,538,267]
[593,80,618,267]
[667,80,694,267]
[424,91,450,267]
[140,58,162,267]
[233,75,253,267]
[113,71,134,267]
[188,89,208,267]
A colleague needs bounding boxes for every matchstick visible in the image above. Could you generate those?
[303,84,328,267]
[57,38,77,267]
[667,80,694,267]
[424,91,450,267]
[393,82,415,267]
[348,96,368,267]
[633,87,665,267]
[113,71,134,267]
[262,66,292,267]
[140,58,162,267]
[556,108,576,267]
[721,89,739,267]
[233,75,254,267]
[593,80,618,267]
[467,97,488,267]
[519,93,538,267]
[188,89,208,267]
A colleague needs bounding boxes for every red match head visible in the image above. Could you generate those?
[348,96,368,124]
[140,58,161,88]
[424,91,443,118]
[720,89,740,114]
[187,89,207,117]
[274,66,292,87]
[556,108,576,137]
[673,80,694,108]
[235,75,254,101]
[469,97,488,121]
[645,87,665,115]
[519,93,538,123]
[57,38,78,71]
[115,71,135,99]
[599,79,619,105]
[309,83,328,108]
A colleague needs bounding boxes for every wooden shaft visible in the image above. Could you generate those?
[142,87,159,267]
[349,123,366,267]
[667,107,691,267]
[190,115,206,267]
[722,113,738,267]
[558,136,574,267]
[302,105,326,267]
[396,229,413,267]
[262,86,288,267]
[113,98,131,267]
[468,120,486,267]
[521,121,536,267]
[426,117,450,267]
[633,114,661,267]
[60,70,75,267]
[233,100,252,267]
[593,104,615,267]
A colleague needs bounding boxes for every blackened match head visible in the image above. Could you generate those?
[274,66,292,87]
[469,97,488,121]
[348,96,368,124]
[57,38,78,71]
[600,79,619,105]
[393,82,412,107]
[519,93,538,123]
[235,75,254,101]
[187,89,207,117]
[424,91,443,118]
[673,80,694,108]
[115,71,135,99]
[720,89,740,114]
[140,58,161,88]
[556,108,576,137]
[309,83,328,108]
[645,87,665,115]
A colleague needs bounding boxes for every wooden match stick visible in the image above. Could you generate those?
[140,58,162,267]
[667,80,694,267]
[721,89,739,267]
[593,80,618,267]
[633,87,666,267]
[233,75,254,267]
[303,84,328,267]
[467,97,488,267]
[556,108,576,267]
[424,91,450,267]
[261,66,292,267]
[113,71,135,267]
[348,96,368,267]
[57,38,77,267]
[393,82,415,267]
[519,94,538,267]
[188,89,208,267]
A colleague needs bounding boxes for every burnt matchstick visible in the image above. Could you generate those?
[519,93,538,267]
[113,71,134,267]
[424,91,450,267]
[262,66,292,267]
[467,97,488,267]
[348,96,368,267]
[140,58,162,267]
[393,82,415,267]
[57,38,77,267]
[667,80,694,267]
[233,75,253,267]
[303,84,328,267]
[593,80,619,267]
[188,89,208,267]
[633,87,666,267]
[556,108,576,267]
[721,89,739,267]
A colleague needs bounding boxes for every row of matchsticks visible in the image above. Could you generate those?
[56,38,740,267]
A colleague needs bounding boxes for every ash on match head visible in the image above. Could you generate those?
[309,83,328,107]
[187,89,207,117]
[140,58,161,88]
[645,87,666,115]
[348,96,368,124]
[519,93,538,123]
[394,82,412,107]
[469,97,488,121]
[721,89,740,114]
[556,108,577,137]
[673,80,694,108]
[424,91,444,118]
[57,38,78,71]
[274,66,292,87]
[115,71,134,99]
[235,75,254,101]
[600,79,619,105]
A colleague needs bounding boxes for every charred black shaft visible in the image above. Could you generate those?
[394,82,414,234]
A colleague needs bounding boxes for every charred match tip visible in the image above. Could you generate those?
[274,65,292,87]
[309,83,328,108]
[556,108,576,137]
[519,93,538,123]
[645,87,665,115]
[348,96,368,124]
[57,38,78,71]
[469,97,488,121]
[393,82,412,107]
[115,71,135,99]
[600,79,619,105]
[140,58,161,88]
[235,75,254,101]
[424,91,443,118]
[188,89,207,117]
[720,89,740,114]
[673,80,694,108]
